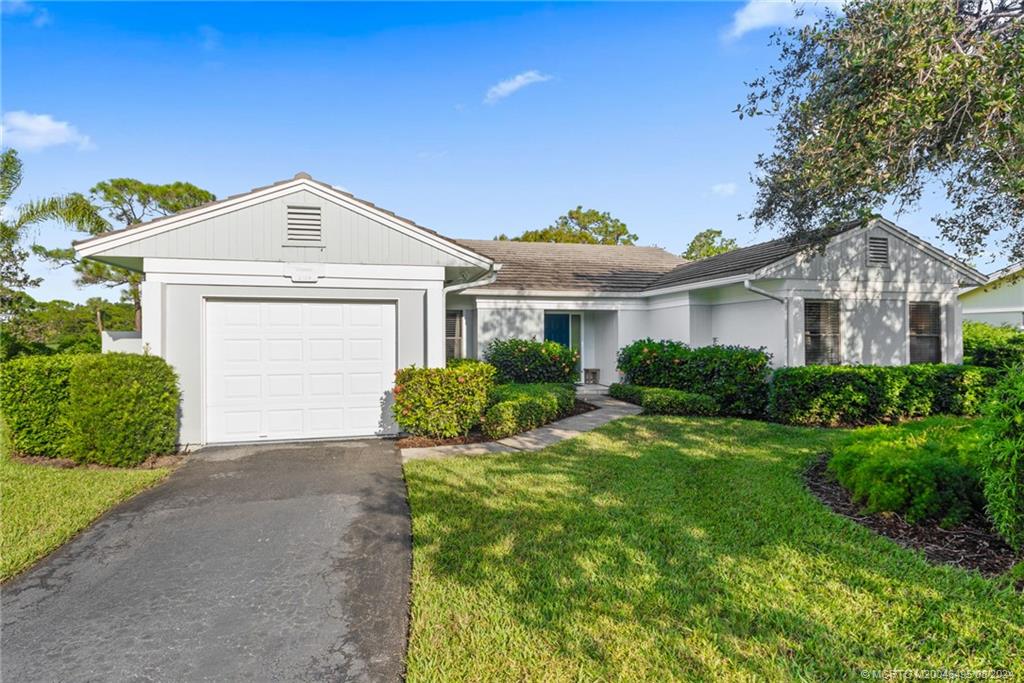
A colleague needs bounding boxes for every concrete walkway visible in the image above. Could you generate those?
[401,394,641,461]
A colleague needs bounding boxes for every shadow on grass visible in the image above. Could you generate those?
[404,416,1022,680]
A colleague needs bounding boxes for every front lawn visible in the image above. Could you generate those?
[1,454,168,580]
[404,416,1022,681]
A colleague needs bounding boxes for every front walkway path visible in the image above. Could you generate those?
[401,394,641,461]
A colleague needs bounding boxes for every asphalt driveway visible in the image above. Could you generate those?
[2,439,411,682]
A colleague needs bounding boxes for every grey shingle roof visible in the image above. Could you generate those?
[454,239,686,292]
[647,233,823,289]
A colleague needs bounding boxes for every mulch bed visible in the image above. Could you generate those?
[805,454,1020,579]
[12,454,187,470]
[395,399,597,449]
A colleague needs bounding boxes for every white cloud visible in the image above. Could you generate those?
[724,1,840,41]
[711,182,737,197]
[199,24,222,51]
[2,0,51,27]
[484,70,552,105]
[1,111,94,151]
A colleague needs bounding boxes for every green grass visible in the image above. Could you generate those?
[404,416,1023,681]
[1,453,167,580]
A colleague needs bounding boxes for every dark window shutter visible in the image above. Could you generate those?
[909,302,942,363]
[805,300,841,365]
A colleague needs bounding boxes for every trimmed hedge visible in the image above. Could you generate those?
[0,354,79,457]
[0,353,180,465]
[829,417,985,526]
[639,388,718,417]
[608,382,646,405]
[393,363,495,438]
[484,339,579,384]
[617,339,771,416]
[963,321,1024,369]
[767,364,998,426]
[65,354,180,466]
[481,383,576,440]
[977,370,1024,550]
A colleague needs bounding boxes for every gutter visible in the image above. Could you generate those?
[744,279,791,366]
[443,264,502,296]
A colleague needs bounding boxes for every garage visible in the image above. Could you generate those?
[205,299,397,443]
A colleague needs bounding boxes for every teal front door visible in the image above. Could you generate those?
[543,312,582,380]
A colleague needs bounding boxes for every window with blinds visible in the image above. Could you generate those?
[804,300,841,365]
[909,302,942,363]
[445,310,464,360]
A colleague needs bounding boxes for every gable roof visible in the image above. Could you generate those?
[454,239,685,293]
[649,218,985,290]
[647,233,830,289]
[74,173,494,269]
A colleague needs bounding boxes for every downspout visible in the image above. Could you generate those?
[441,264,502,361]
[744,279,791,366]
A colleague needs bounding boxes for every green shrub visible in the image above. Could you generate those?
[963,321,1024,369]
[768,364,998,426]
[481,383,576,440]
[977,370,1024,549]
[484,338,579,384]
[829,417,985,526]
[608,382,646,405]
[0,354,80,456]
[639,388,718,416]
[65,354,180,466]
[446,357,487,369]
[394,363,496,438]
[616,339,771,416]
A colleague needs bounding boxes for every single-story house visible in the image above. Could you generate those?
[74,173,985,446]
[959,261,1024,330]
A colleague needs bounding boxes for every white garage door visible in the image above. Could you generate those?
[205,300,397,443]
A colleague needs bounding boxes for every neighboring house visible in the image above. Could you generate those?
[959,261,1024,330]
[74,174,984,446]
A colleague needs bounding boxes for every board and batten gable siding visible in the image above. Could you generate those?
[764,224,965,288]
[97,189,471,267]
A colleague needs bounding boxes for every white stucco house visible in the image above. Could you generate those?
[74,173,985,446]
[959,261,1024,330]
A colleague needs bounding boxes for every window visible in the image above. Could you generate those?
[286,205,322,243]
[909,302,942,363]
[867,236,890,267]
[445,310,464,360]
[804,300,841,365]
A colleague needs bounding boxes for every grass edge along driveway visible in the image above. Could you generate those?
[404,416,1022,682]
[1,454,168,580]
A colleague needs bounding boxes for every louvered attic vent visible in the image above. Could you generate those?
[867,236,889,266]
[286,205,322,243]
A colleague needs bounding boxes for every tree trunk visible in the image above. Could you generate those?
[131,284,142,332]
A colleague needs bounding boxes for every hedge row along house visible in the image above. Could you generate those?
[73,173,985,446]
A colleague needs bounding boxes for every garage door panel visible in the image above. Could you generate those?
[309,338,344,361]
[205,300,396,443]
[349,339,383,361]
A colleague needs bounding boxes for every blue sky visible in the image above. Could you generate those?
[2,1,988,304]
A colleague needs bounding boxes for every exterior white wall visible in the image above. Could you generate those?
[141,259,441,446]
[100,330,144,354]
[960,276,1024,330]
[475,305,545,358]
[585,310,618,385]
